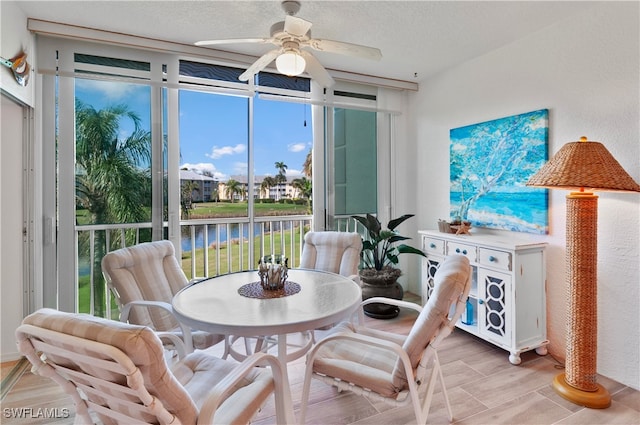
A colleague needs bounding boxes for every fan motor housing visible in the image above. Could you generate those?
[270,21,310,39]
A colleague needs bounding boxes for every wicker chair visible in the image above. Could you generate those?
[299,255,472,424]
[102,240,226,355]
[16,308,295,425]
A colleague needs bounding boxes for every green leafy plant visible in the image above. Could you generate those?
[352,213,426,272]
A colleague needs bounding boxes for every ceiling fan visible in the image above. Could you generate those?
[195,0,382,87]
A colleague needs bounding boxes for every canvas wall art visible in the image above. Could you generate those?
[450,109,549,234]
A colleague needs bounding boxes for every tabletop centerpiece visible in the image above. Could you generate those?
[258,255,289,291]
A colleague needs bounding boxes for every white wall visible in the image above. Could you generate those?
[407,2,639,389]
[0,1,33,361]
[1,95,25,361]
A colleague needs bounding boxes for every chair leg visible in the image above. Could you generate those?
[435,352,453,421]
[418,352,450,424]
[221,336,231,359]
[299,361,316,424]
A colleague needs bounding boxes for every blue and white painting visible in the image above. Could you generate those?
[450,109,549,234]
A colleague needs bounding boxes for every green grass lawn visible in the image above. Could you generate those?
[76,200,310,223]
[187,200,310,218]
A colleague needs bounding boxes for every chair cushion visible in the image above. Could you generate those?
[21,308,199,424]
[172,352,274,424]
[299,231,362,277]
[311,322,404,398]
[102,240,188,331]
[391,255,470,388]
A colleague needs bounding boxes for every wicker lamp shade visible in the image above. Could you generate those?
[527,137,640,192]
[526,136,639,409]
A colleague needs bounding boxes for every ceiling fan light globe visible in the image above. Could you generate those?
[276,52,306,76]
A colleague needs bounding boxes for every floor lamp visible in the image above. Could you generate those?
[527,136,640,408]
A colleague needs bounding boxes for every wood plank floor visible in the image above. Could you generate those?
[2,295,639,424]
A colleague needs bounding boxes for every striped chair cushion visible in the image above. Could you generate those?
[21,308,276,424]
[299,231,362,277]
[391,255,470,388]
[173,352,274,424]
[102,240,187,331]
[310,321,407,398]
[21,308,198,423]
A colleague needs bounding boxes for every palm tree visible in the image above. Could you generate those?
[225,179,243,202]
[75,99,151,317]
[292,177,312,212]
[181,180,199,218]
[302,149,312,177]
[260,176,277,199]
[274,161,288,200]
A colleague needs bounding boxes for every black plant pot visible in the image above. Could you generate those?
[360,268,404,319]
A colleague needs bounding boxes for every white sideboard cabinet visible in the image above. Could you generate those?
[419,230,548,364]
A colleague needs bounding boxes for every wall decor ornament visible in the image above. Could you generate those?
[450,109,549,234]
[1,52,30,87]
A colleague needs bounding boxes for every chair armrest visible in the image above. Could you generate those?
[155,332,187,360]
[198,353,295,425]
[120,300,174,322]
[361,297,423,312]
[355,297,422,325]
[120,300,194,353]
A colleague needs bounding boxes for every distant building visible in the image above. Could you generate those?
[218,175,303,201]
[180,169,218,202]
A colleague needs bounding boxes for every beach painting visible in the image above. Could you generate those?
[450,109,549,234]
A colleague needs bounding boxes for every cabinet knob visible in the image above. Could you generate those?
[430,243,436,249]
[455,248,460,253]
[489,256,496,262]
[463,249,468,255]
[478,299,484,305]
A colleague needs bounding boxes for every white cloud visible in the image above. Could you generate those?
[206,144,246,159]
[288,142,307,153]
[181,162,226,180]
[75,79,140,102]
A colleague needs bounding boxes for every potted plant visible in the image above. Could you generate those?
[352,213,426,319]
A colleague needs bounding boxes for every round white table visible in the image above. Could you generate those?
[172,268,362,364]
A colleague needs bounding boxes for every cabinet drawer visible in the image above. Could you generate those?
[446,241,477,262]
[479,248,512,271]
[422,237,445,255]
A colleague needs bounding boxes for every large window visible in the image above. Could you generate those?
[40,38,384,315]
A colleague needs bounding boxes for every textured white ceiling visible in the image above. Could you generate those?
[16,1,598,84]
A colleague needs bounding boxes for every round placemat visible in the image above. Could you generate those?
[238,281,301,299]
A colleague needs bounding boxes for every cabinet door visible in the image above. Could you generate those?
[421,255,443,305]
[478,269,512,346]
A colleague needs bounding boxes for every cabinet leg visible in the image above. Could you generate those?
[509,353,521,365]
[535,346,548,356]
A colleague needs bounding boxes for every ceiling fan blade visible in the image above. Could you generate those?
[239,48,282,81]
[306,38,382,61]
[299,50,334,87]
[284,15,312,37]
[195,38,271,47]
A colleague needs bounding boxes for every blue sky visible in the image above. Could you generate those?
[75,79,312,181]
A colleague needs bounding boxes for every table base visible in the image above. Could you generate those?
[227,331,314,363]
